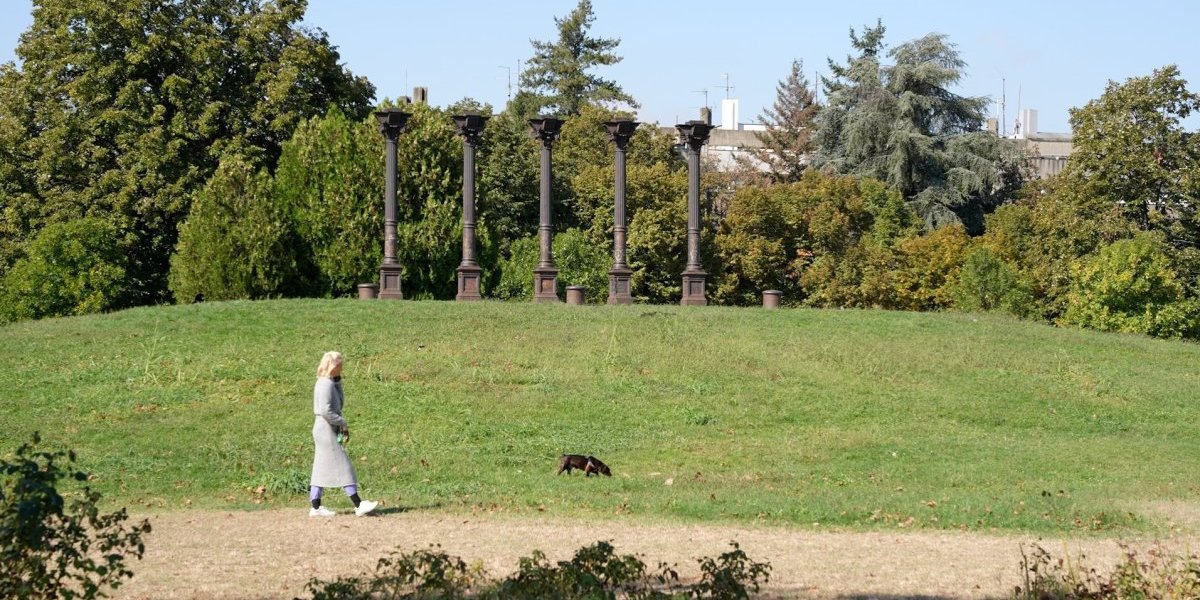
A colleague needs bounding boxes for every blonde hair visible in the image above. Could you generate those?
[315,351,344,377]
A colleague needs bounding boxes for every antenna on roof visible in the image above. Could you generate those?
[498,65,512,101]
[718,73,735,99]
[1000,78,1006,137]
[693,88,710,111]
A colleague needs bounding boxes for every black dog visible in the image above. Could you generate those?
[557,454,612,477]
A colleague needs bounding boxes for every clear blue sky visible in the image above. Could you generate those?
[2,1,1197,134]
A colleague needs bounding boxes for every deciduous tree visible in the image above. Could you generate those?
[1063,65,1200,249]
[0,0,374,305]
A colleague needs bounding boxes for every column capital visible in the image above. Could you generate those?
[375,109,411,140]
[452,113,489,145]
[675,120,713,151]
[529,116,564,146]
[604,120,639,149]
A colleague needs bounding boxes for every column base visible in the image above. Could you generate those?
[456,265,483,301]
[681,269,707,306]
[607,266,633,305]
[532,266,560,303]
[379,264,403,300]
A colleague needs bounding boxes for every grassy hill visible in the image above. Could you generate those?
[3,299,1199,534]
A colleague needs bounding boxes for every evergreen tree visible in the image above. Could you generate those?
[519,0,637,117]
[815,22,1022,233]
[168,155,304,302]
[748,59,820,184]
[274,108,382,297]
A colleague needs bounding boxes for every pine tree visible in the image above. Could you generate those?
[518,0,637,117]
[749,59,820,183]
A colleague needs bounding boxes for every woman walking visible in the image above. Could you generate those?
[309,351,377,517]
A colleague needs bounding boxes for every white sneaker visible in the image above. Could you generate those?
[354,500,378,517]
[309,506,336,517]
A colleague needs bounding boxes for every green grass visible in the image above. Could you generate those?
[3,299,1199,534]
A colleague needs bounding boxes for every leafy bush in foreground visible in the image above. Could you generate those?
[304,540,770,600]
[1,433,151,599]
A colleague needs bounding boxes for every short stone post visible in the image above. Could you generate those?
[566,286,585,305]
[762,290,781,309]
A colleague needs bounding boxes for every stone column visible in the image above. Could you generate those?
[528,117,564,303]
[675,120,713,306]
[375,109,411,300]
[452,113,488,301]
[604,120,639,305]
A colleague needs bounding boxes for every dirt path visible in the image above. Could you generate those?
[114,508,1190,600]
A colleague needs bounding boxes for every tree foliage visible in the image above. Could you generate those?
[168,155,303,302]
[713,170,911,307]
[749,59,820,184]
[0,0,374,304]
[1,432,151,599]
[518,0,637,117]
[391,102,466,300]
[815,22,1023,233]
[0,217,130,323]
[1063,65,1200,248]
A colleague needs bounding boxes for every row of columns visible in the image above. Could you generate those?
[373,108,713,306]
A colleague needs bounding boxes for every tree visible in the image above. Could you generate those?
[518,0,637,117]
[168,155,304,302]
[477,109,541,263]
[748,59,820,184]
[0,0,375,306]
[274,108,382,297]
[815,22,1023,233]
[0,217,130,323]
[390,102,466,300]
[979,183,1138,321]
[267,101,468,300]
[1063,65,1200,249]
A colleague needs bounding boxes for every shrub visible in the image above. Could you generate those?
[304,540,770,600]
[891,224,971,311]
[0,217,130,323]
[1,433,151,599]
[274,109,383,298]
[494,230,610,302]
[952,245,1035,317]
[1014,542,1200,599]
[1062,233,1200,339]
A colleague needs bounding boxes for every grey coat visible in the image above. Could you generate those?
[310,376,358,487]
